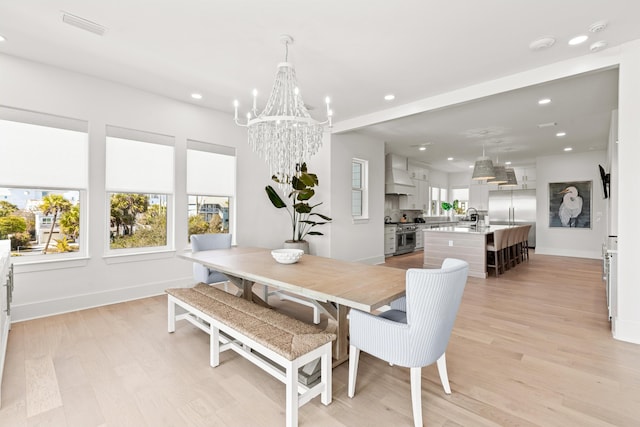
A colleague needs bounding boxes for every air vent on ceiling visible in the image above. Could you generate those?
[537,122,557,128]
[62,11,107,36]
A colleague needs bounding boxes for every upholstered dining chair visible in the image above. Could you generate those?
[347,258,469,427]
[191,234,232,290]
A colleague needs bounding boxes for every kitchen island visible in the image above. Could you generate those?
[423,225,514,278]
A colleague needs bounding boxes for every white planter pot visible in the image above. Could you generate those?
[284,240,310,254]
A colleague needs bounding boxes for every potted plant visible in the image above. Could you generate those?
[265,163,332,253]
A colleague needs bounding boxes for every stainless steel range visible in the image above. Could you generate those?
[395,223,417,255]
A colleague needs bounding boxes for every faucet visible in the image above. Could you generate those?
[466,207,479,224]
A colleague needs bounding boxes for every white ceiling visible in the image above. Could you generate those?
[0,1,637,171]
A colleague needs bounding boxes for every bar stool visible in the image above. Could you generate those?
[506,226,520,269]
[487,228,509,277]
[521,224,532,261]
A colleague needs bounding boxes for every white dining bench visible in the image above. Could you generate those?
[166,283,335,427]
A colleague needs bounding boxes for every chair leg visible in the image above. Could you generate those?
[436,353,451,394]
[347,345,360,398]
[410,367,423,427]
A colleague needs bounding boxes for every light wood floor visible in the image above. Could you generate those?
[1,251,639,426]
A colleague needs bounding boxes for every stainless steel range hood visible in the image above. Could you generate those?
[385,168,415,195]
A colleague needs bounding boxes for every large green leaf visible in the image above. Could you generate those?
[293,203,312,214]
[298,172,316,187]
[297,188,314,201]
[291,176,307,191]
[265,186,287,208]
[310,212,332,221]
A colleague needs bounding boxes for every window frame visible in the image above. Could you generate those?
[186,140,236,246]
[351,158,369,222]
[0,107,89,265]
[104,127,175,257]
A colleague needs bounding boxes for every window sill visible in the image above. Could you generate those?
[352,217,370,225]
[103,249,176,265]
[13,256,90,273]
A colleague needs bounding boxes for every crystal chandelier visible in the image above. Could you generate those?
[233,35,333,190]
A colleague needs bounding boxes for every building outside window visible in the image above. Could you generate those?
[352,158,368,219]
[0,108,88,259]
[105,126,174,253]
[186,140,236,242]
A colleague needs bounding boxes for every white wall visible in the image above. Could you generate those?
[0,53,312,321]
[330,133,385,264]
[535,151,607,259]
[615,41,640,343]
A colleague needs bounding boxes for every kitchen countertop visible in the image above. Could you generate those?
[425,224,514,235]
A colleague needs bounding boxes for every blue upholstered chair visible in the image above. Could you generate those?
[347,258,469,427]
[191,234,232,288]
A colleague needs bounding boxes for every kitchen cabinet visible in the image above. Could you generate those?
[399,179,428,210]
[0,240,12,407]
[384,225,397,256]
[513,166,536,190]
[408,161,429,181]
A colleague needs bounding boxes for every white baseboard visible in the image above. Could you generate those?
[534,247,602,259]
[358,255,386,265]
[10,276,192,322]
[612,317,640,345]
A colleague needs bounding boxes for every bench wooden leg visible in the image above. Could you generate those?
[168,297,176,333]
[210,325,220,367]
[321,344,332,405]
[285,359,299,427]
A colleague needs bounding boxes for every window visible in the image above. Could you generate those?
[0,107,88,260]
[186,140,235,241]
[105,126,174,253]
[352,158,368,219]
[451,188,469,213]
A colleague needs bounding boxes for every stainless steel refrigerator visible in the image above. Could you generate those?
[488,189,536,247]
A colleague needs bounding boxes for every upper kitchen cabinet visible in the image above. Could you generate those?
[399,179,428,210]
[408,160,429,181]
[491,166,536,190]
[514,166,536,190]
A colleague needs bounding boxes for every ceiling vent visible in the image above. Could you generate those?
[537,121,557,128]
[62,12,107,36]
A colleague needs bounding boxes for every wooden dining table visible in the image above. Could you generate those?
[179,246,406,364]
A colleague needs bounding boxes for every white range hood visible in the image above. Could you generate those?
[385,167,415,195]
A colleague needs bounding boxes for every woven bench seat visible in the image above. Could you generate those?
[166,283,335,427]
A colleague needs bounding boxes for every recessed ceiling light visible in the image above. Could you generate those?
[529,37,556,51]
[191,93,203,100]
[0,35,6,42]
[568,35,588,46]
[419,146,427,151]
[590,41,608,52]
[556,132,566,137]
[384,94,395,101]
[538,98,551,105]
[468,165,474,169]
[505,161,512,165]
[564,147,573,152]
[447,157,453,161]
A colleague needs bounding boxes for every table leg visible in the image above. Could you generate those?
[319,302,350,366]
[227,276,270,307]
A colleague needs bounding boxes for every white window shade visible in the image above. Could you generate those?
[0,119,88,189]
[106,136,174,194]
[187,148,236,197]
